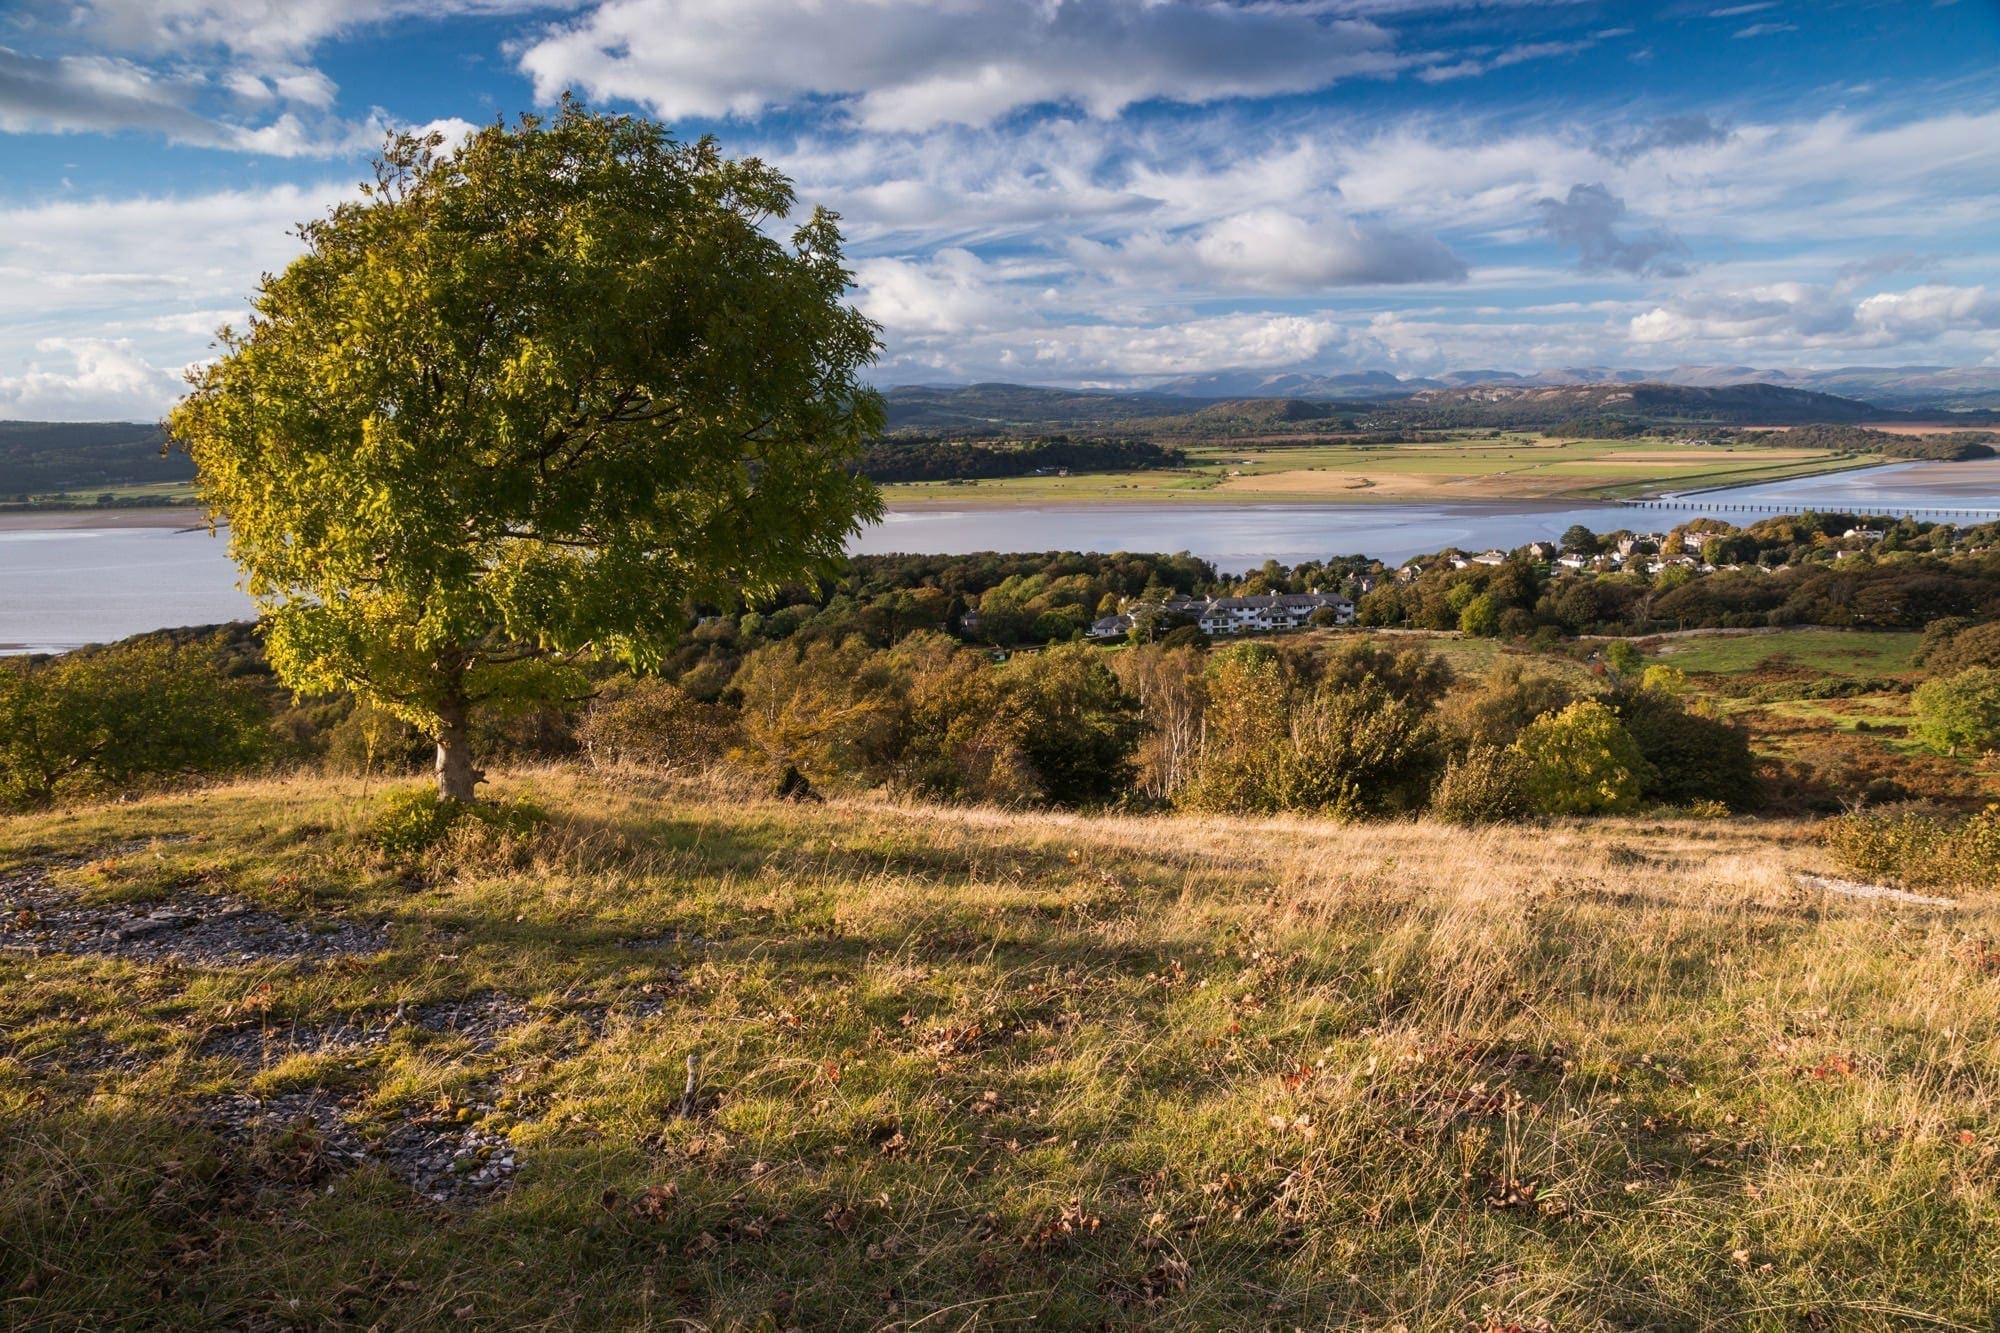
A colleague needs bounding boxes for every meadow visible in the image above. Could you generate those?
[4,769,1997,1329]
[880,434,1880,507]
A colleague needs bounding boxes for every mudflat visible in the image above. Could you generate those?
[0,507,210,531]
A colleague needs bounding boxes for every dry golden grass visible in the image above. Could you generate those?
[3,769,1997,1329]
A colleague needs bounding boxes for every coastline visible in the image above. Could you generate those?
[0,507,212,532]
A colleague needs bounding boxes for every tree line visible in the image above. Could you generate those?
[859,435,1184,482]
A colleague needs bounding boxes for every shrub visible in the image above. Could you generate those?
[1279,683,1441,817]
[1821,804,2000,891]
[372,786,462,856]
[1003,643,1139,807]
[1182,646,1293,813]
[371,786,548,858]
[1184,654,1439,818]
[890,635,1038,804]
[1614,686,1758,810]
[577,677,735,774]
[1430,745,1533,825]
[1512,700,1651,816]
[0,637,268,809]
[1912,667,2000,757]
[321,700,428,777]
[731,638,897,785]
[1437,661,1576,749]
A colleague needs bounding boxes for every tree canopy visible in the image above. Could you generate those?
[169,104,884,799]
[1913,667,2000,758]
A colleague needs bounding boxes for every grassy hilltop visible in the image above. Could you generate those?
[5,770,1998,1328]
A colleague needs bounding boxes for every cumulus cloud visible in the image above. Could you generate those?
[853,249,1049,336]
[1535,183,1689,277]
[0,47,230,144]
[0,338,186,420]
[1855,285,2000,341]
[0,45,392,155]
[516,0,1405,131]
[62,0,569,60]
[1079,209,1466,291]
[1628,282,2000,353]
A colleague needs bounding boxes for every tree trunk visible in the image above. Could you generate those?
[434,697,484,803]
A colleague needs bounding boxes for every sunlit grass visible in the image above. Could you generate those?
[3,769,1996,1327]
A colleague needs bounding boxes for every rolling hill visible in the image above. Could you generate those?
[0,421,187,497]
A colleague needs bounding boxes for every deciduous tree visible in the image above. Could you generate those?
[170,104,883,800]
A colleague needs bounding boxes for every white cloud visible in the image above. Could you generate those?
[0,338,187,420]
[64,0,567,60]
[853,249,1043,336]
[517,0,1406,131]
[1077,208,1466,291]
[1855,285,2000,340]
[0,45,387,156]
[1628,282,2000,354]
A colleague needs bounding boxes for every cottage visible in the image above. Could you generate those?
[1087,613,1134,639]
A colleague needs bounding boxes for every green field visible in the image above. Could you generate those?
[881,434,1882,507]
[1645,629,1923,679]
[0,480,200,512]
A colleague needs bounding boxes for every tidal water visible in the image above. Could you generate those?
[4,461,1997,654]
[851,461,2000,567]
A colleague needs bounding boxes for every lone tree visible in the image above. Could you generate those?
[169,104,884,800]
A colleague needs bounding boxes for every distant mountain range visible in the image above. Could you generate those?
[1130,364,2000,409]
[880,378,1974,434]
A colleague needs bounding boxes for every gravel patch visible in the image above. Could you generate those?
[201,989,669,1068]
[0,870,387,967]
[203,1087,519,1205]
[1796,872,1958,908]
[203,991,530,1067]
[10,1031,153,1075]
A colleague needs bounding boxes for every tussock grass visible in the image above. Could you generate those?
[3,770,1997,1329]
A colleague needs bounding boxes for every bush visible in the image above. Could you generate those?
[1513,700,1651,816]
[371,786,548,858]
[1279,683,1441,817]
[1184,650,1439,818]
[1614,686,1758,809]
[1430,745,1533,825]
[0,637,269,809]
[1912,667,2000,757]
[1438,661,1576,749]
[577,677,735,773]
[1003,643,1139,807]
[889,635,1038,804]
[320,700,429,777]
[1821,804,2000,891]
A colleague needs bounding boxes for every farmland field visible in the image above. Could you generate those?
[879,434,1882,507]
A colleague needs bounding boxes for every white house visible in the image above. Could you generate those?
[1196,592,1354,635]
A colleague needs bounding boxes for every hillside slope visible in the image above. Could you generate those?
[4,772,1995,1327]
[0,421,188,495]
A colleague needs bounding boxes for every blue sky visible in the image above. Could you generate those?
[1,0,1998,418]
